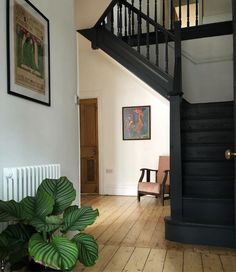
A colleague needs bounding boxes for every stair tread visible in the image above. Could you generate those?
[183,175,234,180]
[183,196,234,201]
[183,194,234,201]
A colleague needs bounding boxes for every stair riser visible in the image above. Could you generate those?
[183,162,234,176]
[183,179,234,198]
[182,131,234,144]
[182,102,233,120]
[183,198,234,225]
[181,119,233,131]
[182,145,234,161]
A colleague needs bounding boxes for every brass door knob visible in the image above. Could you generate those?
[225,149,236,160]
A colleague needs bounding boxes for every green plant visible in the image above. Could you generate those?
[0,176,99,271]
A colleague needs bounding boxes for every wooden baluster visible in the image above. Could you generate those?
[117,3,120,36]
[131,0,135,35]
[139,0,142,35]
[165,32,168,73]
[111,9,114,34]
[137,13,141,53]
[119,2,123,37]
[171,0,174,30]
[128,6,131,45]
[187,0,190,27]
[163,0,165,27]
[155,0,157,22]
[125,6,128,36]
[155,25,159,66]
[196,0,199,26]
[178,0,181,25]
[146,0,150,59]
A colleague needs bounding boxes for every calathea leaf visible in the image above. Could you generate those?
[0,200,22,222]
[31,215,63,232]
[37,177,76,214]
[0,233,9,260]
[29,233,78,270]
[0,223,35,261]
[73,233,98,267]
[62,207,99,232]
[20,189,54,221]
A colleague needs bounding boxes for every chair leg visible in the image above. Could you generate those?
[137,193,141,202]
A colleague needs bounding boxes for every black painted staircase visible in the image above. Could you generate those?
[182,101,234,226]
[166,101,235,247]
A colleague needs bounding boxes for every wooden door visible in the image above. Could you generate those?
[80,99,99,193]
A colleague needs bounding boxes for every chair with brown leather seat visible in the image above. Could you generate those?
[137,156,170,205]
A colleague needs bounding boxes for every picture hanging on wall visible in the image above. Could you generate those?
[7,0,51,106]
[122,106,151,140]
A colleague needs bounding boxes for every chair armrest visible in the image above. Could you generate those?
[139,168,158,182]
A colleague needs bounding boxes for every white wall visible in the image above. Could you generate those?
[0,0,80,202]
[182,35,233,103]
[79,36,170,196]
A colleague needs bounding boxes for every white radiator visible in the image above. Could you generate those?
[2,164,60,201]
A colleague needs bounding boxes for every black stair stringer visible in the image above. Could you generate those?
[78,27,173,100]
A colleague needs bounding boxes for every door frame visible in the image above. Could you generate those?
[79,92,104,194]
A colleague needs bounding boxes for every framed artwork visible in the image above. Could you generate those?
[122,106,151,140]
[7,0,51,106]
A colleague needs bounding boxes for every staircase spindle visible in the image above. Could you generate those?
[125,6,128,36]
[165,32,168,73]
[162,0,165,27]
[146,0,150,59]
[196,0,199,26]
[131,0,135,35]
[187,0,190,27]
[111,9,114,34]
[119,2,123,37]
[117,2,120,36]
[178,0,182,24]
[137,13,141,53]
[155,0,157,22]
[128,6,132,45]
[155,26,159,66]
[139,0,142,34]
[170,0,174,30]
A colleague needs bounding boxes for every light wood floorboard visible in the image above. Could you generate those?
[75,195,236,272]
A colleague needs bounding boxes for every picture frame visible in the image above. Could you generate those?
[122,106,151,140]
[7,0,51,106]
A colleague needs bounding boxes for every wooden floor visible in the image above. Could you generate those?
[75,195,236,272]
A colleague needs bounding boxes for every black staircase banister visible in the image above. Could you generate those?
[173,21,182,96]
[95,0,119,28]
[123,0,175,40]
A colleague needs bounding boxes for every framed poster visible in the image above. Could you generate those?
[122,106,151,140]
[7,0,51,106]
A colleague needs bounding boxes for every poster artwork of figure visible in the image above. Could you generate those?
[14,1,45,93]
[123,106,151,140]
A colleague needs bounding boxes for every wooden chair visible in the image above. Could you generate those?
[137,156,170,205]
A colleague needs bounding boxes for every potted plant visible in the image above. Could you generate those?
[0,176,99,271]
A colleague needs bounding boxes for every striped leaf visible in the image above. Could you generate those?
[20,190,54,221]
[0,233,9,260]
[0,200,22,222]
[73,233,98,267]
[31,215,63,232]
[62,207,99,232]
[38,177,76,214]
[0,224,34,261]
[29,233,78,270]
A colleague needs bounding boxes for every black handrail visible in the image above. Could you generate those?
[95,0,119,28]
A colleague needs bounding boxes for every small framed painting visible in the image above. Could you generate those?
[122,106,151,140]
[7,0,51,106]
